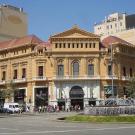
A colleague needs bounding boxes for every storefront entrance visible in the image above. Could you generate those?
[35,87,48,107]
[14,89,26,105]
[70,86,84,110]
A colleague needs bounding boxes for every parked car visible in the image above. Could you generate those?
[3,102,20,113]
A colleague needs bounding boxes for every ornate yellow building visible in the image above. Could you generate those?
[0,26,135,109]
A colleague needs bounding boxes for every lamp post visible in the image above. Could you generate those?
[111,44,114,98]
[62,90,67,111]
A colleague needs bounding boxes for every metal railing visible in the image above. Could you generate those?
[53,75,100,80]
[32,76,47,80]
[0,80,6,84]
[12,78,27,83]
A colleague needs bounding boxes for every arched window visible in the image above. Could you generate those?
[73,61,79,76]
[88,64,94,76]
[58,64,64,76]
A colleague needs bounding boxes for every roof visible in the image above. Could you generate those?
[101,36,134,48]
[51,25,100,39]
[37,41,52,49]
[0,35,43,50]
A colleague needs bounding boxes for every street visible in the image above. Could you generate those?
[0,113,135,135]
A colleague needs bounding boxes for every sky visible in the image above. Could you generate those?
[0,0,135,41]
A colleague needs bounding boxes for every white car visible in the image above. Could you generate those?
[4,102,20,113]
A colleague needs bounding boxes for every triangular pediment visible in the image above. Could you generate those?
[51,26,100,38]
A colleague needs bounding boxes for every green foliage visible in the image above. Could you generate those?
[0,81,16,100]
[65,115,135,123]
[126,77,135,98]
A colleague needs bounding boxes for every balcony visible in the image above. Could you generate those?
[32,76,47,81]
[0,80,6,85]
[53,75,100,80]
[12,78,27,83]
[102,75,118,80]
[121,76,132,81]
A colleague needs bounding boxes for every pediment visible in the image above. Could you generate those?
[51,26,100,39]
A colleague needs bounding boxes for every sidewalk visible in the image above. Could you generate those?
[0,111,81,119]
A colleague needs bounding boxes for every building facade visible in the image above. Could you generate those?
[0,4,27,41]
[0,26,135,110]
[94,13,135,41]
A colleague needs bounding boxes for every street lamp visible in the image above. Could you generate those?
[110,43,114,98]
[62,90,67,111]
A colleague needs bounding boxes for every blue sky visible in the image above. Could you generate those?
[0,0,135,40]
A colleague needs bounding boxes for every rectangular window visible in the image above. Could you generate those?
[88,64,94,75]
[110,25,112,29]
[120,22,122,26]
[68,43,70,48]
[13,69,17,79]
[76,43,79,48]
[58,65,64,76]
[85,43,88,48]
[59,43,61,48]
[123,67,126,76]
[22,68,26,78]
[63,43,66,48]
[93,43,95,48]
[2,71,6,80]
[108,65,112,75]
[55,43,58,48]
[89,43,91,48]
[81,43,83,48]
[130,68,133,77]
[104,85,117,97]
[72,43,74,48]
[38,66,43,77]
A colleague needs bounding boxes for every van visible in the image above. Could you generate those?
[4,102,20,113]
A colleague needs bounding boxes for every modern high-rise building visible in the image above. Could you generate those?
[94,12,135,39]
[0,4,28,41]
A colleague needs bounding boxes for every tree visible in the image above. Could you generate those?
[0,81,16,102]
[126,77,135,98]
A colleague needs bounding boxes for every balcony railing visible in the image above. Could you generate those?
[122,76,132,80]
[0,80,6,85]
[102,75,118,80]
[32,76,47,81]
[53,75,100,80]
[12,78,27,83]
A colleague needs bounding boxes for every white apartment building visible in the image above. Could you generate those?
[94,12,135,36]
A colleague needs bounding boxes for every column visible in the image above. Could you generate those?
[65,57,69,77]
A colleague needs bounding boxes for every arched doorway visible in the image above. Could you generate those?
[70,86,84,110]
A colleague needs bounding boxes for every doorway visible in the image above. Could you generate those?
[70,86,84,110]
[35,87,48,107]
